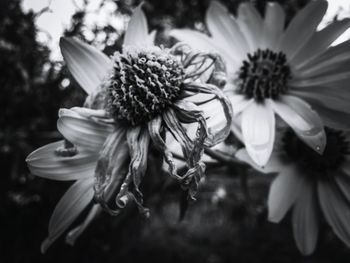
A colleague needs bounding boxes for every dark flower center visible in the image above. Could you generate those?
[106,47,185,126]
[283,128,350,178]
[236,49,291,102]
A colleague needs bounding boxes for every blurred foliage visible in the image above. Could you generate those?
[1,0,350,262]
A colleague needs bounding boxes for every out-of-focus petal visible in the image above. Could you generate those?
[290,87,350,115]
[26,140,97,181]
[296,39,350,74]
[268,167,302,223]
[148,30,157,45]
[236,2,263,52]
[206,1,248,61]
[41,178,94,253]
[271,96,326,154]
[235,148,286,174]
[318,179,350,247]
[301,100,350,130]
[241,102,275,166]
[57,108,114,152]
[292,179,319,255]
[334,172,350,202]
[291,19,350,69]
[60,37,112,94]
[278,0,328,59]
[262,2,285,50]
[123,4,149,47]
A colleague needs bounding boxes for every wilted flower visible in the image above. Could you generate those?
[236,128,350,255]
[26,4,232,252]
[171,0,350,166]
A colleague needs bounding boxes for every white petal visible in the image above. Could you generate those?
[60,37,112,94]
[291,19,350,69]
[206,1,248,60]
[301,100,350,130]
[290,87,350,115]
[241,102,275,166]
[318,179,350,247]
[271,96,326,154]
[262,2,285,50]
[268,167,302,223]
[41,178,94,253]
[236,2,263,51]
[297,39,350,75]
[123,4,149,47]
[278,0,328,59]
[66,204,101,245]
[292,179,319,255]
[57,108,114,151]
[26,141,97,181]
[235,149,285,174]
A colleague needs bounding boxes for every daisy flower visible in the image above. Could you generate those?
[236,127,350,255]
[26,4,232,252]
[170,0,350,166]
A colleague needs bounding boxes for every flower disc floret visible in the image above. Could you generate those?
[106,46,185,126]
[237,49,291,102]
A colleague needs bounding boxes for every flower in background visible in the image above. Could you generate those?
[171,0,350,166]
[26,4,232,252]
[236,127,350,255]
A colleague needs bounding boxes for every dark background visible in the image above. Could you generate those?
[1,0,350,262]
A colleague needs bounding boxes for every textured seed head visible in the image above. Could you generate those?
[106,46,185,126]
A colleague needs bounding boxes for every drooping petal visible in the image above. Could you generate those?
[278,0,328,59]
[182,82,233,146]
[93,127,129,214]
[163,108,193,158]
[57,107,114,152]
[26,140,97,181]
[268,167,303,223]
[236,2,263,51]
[41,178,94,253]
[292,179,319,255]
[125,126,150,209]
[148,116,179,177]
[318,179,350,247]
[291,19,350,69]
[206,1,248,61]
[262,2,285,50]
[271,96,326,154]
[123,4,149,48]
[169,29,239,73]
[60,37,112,94]
[241,102,275,166]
